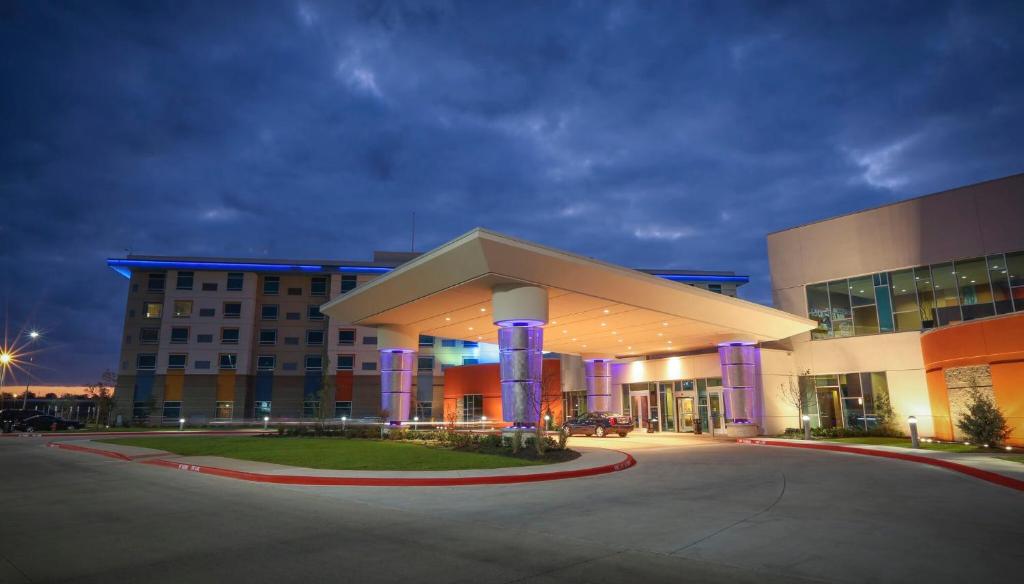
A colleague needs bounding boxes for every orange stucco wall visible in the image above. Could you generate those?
[921,312,1024,445]
[335,371,353,402]
[443,360,563,424]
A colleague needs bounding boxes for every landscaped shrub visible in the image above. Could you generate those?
[956,389,1011,446]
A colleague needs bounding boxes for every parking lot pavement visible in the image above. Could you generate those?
[2,434,1022,583]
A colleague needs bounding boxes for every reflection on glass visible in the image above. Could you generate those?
[890,269,921,331]
[807,283,832,338]
[930,262,961,326]
[1003,252,1024,312]
[988,255,1014,314]
[828,280,854,337]
[915,266,936,328]
[848,276,874,307]
[955,257,995,320]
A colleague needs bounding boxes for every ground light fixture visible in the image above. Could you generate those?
[908,416,919,448]
[263,416,269,430]
[341,416,347,431]
[801,414,811,440]
[178,417,186,431]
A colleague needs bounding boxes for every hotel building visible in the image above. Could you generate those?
[108,173,1024,444]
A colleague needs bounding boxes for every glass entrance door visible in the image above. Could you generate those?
[675,397,695,432]
[699,387,725,435]
[630,393,650,430]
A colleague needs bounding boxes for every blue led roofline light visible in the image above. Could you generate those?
[106,259,397,278]
[652,274,750,284]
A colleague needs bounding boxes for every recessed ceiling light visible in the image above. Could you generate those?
[444,316,451,321]
[562,329,568,333]
[662,322,668,326]
[477,336,482,340]
[582,344,587,348]
[970,280,975,283]
[600,322,607,327]
[627,346,632,349]
[468,327,474,331]
[571,337,576,341]
[603,309,609,314]
[993,265,1000,269]
[611,331,617,335]
[617,339,622,342]
[667,340,673,344]
[480,307,486,312]
[657,333,663,337]
[551,320,557,325]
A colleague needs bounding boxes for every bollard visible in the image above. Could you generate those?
[908,416,919,448]
[342,416,347,431]
[263,416,269,430]
[802,415,811,440]
[178,417,186,431]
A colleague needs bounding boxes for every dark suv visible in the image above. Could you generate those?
[0,409,47,432]
[563,412,634,437]
[13,414,83,432]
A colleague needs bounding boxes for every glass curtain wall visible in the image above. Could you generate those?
[801,372,890,429]
[806,251,1024,339]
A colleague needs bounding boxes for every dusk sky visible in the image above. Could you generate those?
[2,1,1023,385]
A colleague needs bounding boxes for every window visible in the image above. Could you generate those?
[197,334,213,343]
[307,305,324,320]
[132,403,150,421]
[162,401,181,419]
[310,277,328,296]
[1007,252,1024,311]
[143,302,162,319]
[136,354,157,370]
[254,401,271,418]
[338,329,355,346]
[341,274,357,293]
[890,269,922,332]
[287,287,302,296]
[219,353,237,370]
[361,361,377,371]
[337,354,354,370]
[215,401,233,420]
[140,328,159,344]
[199,307,216,317]
[173,300,193,318]
[931,263,962,326]
[419,335,435,347]
[263,276,280,295]
[363,335,377,346]
[221,328,240,344]
[259,329,277,345]
[306,330,324,345]
[708,284,723,294]
[303,401,320,417]
[462,395,483,421]
[286,312,301,320]
[463,340,478,348]
[194,360,211,370]
[170,327,189,344]
[955,257,995,320]
[257,355,276,371]
[305,355,323,372]
[261,304,279,320]
[223,302,242,319]
[462,357,479,365]
[417,356,434,372]
[441,339,457,348]
[167,354,187,369]
[147,272,166,292]
[226,272,244,291]
[335,401,352,419]
[988,254,1014,315]
[416,401,433,420]
[176,271,194,290]
[201,282,218,292]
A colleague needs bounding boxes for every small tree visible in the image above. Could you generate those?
[778,377,804,427]
[956,389,1011,447]
[84,369,117,429]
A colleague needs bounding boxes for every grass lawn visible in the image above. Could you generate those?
[98,436,549,471]
[827,437,996,453]
[994,454,1024,465]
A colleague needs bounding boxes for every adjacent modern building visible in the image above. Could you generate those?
[108,173,1024,444]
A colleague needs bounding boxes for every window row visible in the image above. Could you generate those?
[260,275,341,297]
[136,353,389,372]
[140,301,243,319]
[146,272,245,292]
[806,251,1024,339]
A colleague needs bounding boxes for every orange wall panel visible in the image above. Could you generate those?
[335,371,354,402]
[443,360,564,424]
[991,361,1024,445]
[925,369,954,441]
[164,371,184,402]
[216,372,235,401]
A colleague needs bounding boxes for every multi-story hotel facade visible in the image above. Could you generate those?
[108,173,1024,444]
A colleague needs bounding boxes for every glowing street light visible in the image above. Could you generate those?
[28,331,40,340]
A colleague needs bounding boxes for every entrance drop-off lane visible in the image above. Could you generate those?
[3,433,1022,584]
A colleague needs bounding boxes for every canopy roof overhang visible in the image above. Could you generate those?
[320,229,815,357]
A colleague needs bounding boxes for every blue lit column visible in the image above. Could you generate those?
[492,285,548,427]
[585,359,612,412]
[377,326,417,422]
[718,341,761,438]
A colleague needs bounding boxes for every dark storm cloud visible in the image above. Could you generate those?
[2,0,1023,383]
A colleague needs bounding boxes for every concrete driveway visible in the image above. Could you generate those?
[2,432,1021,583]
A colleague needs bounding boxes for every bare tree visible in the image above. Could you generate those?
[84,369,117,429]
[777,375,805,428]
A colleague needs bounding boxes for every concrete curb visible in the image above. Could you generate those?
[738,438,1024,492]
[45,439,637,486]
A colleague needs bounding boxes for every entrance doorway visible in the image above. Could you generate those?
[698,388,726,436]
[675,396,695,432]
[630,392,650,430]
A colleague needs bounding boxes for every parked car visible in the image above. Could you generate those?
[13,414,84,432]
[0,409,47,432]
[562,412,634,437]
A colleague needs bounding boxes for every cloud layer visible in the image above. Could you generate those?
[2,1,1023,383]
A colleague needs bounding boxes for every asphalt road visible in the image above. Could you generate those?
[2,433,1022,584]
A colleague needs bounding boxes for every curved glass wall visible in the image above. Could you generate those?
[807,251,1024,339]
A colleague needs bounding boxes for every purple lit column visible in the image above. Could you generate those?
[718,342,760,437]
[492,284,549,427]
[585,359,612,412]
[380,349,414,422]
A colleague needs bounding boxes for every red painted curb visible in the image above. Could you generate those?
[6,430,272,438]
[738,438,1024,492]
[47,441,132,461]
[137,452,636,486]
